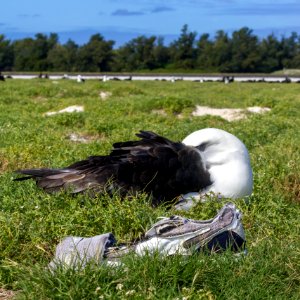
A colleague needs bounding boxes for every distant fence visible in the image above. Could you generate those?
[3,74,300,83]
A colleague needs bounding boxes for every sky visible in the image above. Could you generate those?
[1,0,300,47]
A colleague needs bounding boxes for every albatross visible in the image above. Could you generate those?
[15,128,253,209]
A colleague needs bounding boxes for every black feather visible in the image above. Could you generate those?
[14,131,212,204]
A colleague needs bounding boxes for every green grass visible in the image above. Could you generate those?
[0,79,299,299]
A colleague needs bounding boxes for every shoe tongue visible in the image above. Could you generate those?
[144,216,212,238]
[217,207,235,227]
[145,216,188,238]
[145,204,237,239]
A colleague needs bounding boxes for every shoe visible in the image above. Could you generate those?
[49,203,246,270]
[132,202,245,256]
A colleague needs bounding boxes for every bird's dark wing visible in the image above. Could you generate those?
[15,131,212,203]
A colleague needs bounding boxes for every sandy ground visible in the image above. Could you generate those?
[191,106,271,121]
[151,106,270,121]
[0,288,15,299]
[43,102,270,122]
[99,91,112,100]
[67,133,90,143]
[44,105,84,116]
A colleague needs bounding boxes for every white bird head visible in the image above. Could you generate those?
[182,128,253,200]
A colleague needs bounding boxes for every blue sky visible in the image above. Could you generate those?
[1,0,300,46]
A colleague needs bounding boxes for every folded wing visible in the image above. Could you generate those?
[15,131,212,203]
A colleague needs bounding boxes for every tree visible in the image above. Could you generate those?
[13,38,35,71]
[169,24,197,69]
[152,37,170,69]
[13,33,58,71]
[76,34,114,72]
[289,35,300,68]
[0,35,14,71]
[6,26,300,72]
[113,35,166,71]
[196,33,214,70]
[229,27,261,72]
[279,32,298,68]
[258,34,281,72]
[33,33,54,71]
[212,30,232,72]
[47,39,78,71]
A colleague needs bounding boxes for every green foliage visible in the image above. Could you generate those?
[0,80,299,299]
[76,34,115,72]
[114,35,165,71]
[149,96,194,114]
[0,35,14,71]
[54,112,86,127]
[2,26,300,73]
[12,33,58,72]
[170,24,197,69]
[229,27,261,72]
[47,40,79,72]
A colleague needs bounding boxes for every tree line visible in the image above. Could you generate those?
[1,25,300,73]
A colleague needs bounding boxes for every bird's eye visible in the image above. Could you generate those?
[196,142,210,151]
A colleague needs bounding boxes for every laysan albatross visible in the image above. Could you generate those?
[15,128,253,209]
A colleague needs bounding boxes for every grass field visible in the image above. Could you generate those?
[0,79,299,299]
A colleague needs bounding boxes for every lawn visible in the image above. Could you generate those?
[0,79,299,299]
